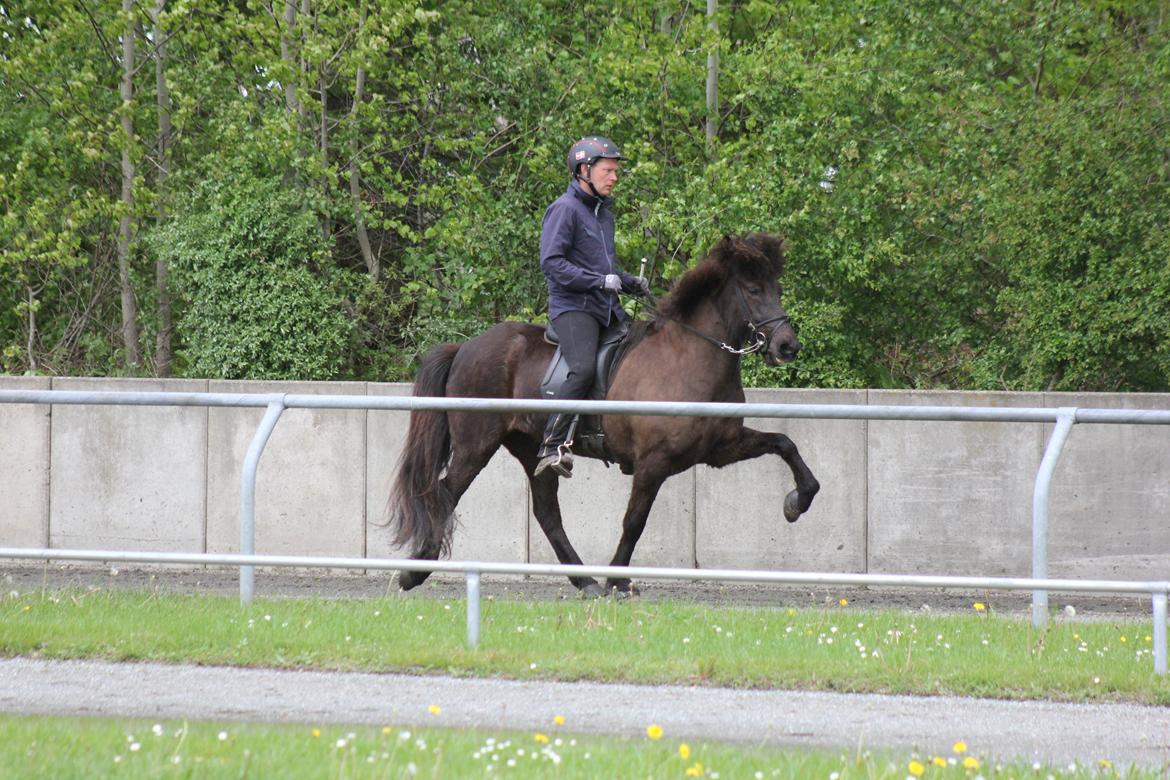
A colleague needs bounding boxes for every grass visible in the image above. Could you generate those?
[2,586,1168,704]
[0,714,1150,779]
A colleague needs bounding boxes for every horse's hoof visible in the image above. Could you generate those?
[783,490,803,523]
[608,583,639,600]
[580,583,605,599]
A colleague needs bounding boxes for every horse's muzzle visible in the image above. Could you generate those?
[766,338,801,366]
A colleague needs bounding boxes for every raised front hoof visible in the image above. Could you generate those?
[783,490,804,523]
[606,580,640,600]
[397,570,429,591]
[578,581,606,599]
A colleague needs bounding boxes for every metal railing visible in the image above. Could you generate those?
[0,546,1167,674]
[2,388,1169,629]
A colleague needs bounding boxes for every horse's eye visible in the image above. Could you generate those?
[747,285,762,295]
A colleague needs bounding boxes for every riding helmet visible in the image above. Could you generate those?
[566,136,625,176]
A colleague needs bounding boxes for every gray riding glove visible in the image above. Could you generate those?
[602,274,622,292]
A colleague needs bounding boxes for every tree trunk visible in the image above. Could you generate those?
[705,0,718,153]
[24,281,38,374]
[151,0,173,376]
[118,0,142,369]
[280,0,302,116]
[349,4,378,278]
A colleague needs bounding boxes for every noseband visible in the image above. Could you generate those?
[730,284,791,356]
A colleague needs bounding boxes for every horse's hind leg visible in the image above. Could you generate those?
[503,436,604,598]
[398,423,500,591]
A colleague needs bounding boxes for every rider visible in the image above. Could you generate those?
[534,135,650,478]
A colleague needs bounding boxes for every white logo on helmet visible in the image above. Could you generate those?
[575,150,587,160]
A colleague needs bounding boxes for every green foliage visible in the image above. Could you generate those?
[2,0,1167,389]
[149,173,354,380]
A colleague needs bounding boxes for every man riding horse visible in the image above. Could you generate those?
[535,135,650,478]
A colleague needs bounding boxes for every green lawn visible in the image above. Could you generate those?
[2,587,1166,704]
[0,715,1144,779]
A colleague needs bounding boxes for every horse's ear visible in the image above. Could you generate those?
[743,232,787,276]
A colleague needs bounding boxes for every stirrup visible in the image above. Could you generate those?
[534,446,574,478]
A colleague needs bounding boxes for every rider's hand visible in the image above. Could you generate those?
[628,276,651,297]
[602,274,622,292]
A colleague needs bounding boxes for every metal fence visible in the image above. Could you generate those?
[2,388,1170,670]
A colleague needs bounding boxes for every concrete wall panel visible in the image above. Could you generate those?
[1044,392,1170,579]
[205,381,366,557]
[365,383,529,565]
[867,390,1048,576]
[0,376,51,547]
[696,389,868,572]
[48,377,208,551]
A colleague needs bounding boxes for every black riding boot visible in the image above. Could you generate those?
[534,413,578,478]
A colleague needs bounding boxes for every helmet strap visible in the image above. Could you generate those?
[575,164,603,199]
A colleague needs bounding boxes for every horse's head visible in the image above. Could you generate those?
[714,233,801,366]
[657,232,800,365]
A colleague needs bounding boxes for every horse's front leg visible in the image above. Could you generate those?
[705,427,819,522]
[606,463,669,597]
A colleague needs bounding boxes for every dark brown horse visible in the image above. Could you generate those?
[389,232,820,597]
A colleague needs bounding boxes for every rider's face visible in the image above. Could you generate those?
[585,158,620,197]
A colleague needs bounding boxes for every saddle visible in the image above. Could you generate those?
[538,318,631,464]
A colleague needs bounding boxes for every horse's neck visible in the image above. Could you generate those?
[672,299,749,397]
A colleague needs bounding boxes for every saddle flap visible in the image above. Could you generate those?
[539,319,630,400]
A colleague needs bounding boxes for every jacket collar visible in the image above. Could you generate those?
[568,181,611,211]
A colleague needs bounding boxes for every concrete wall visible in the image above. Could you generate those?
[1,377,1167,579]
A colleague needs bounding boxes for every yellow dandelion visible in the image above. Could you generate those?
[1146,635,1153,643]
[973,602,986,612]
[534,733,550,744]
[381,726,391,736]
[679,743,691,760]
[553,715,565,726]
[685,762,704,777]
[963,756,980,770]
[952,740,968,754]
[646,724,664,740]
[311,728,321,738]
[1098,759,1113,769]
[1120,635,1127,643]
[838,598,848,607]
[787,608,796,617]
[908,759,925,777]
[932,756,948,767]
[427,704,441,715]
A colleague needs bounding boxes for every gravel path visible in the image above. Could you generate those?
[2,657,1168,770]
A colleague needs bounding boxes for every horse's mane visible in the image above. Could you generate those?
[621,232,788,353]
[655,232,788,320]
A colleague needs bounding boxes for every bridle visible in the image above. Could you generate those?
[648,283,792,356]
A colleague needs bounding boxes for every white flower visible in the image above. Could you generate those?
[218,731,228,741]
[151,723,163,736]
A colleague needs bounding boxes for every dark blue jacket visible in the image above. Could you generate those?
[540,183,635,325]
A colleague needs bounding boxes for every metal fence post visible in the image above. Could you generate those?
[466,570,481,648]
[240,396,286,605]
[1031,408,1077,628]
[1154,590,1168,675]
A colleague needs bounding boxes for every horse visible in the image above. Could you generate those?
[388,231,820,597]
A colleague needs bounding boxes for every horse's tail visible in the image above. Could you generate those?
[388,342,461,557]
